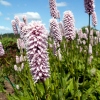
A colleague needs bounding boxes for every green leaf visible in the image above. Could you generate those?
[88,94,97,100]
[75,90,82,99]
[66,78,74,94]
[36,82,45,97]
[45,78,50,89]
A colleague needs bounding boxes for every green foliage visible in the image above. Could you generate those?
[0,33,19,39]
[1,33,100,100]
[0,37,17,50]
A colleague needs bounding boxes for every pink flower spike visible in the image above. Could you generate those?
[11,20,18,34]
[84,0,95,15]
[88,44,92,54]
[23,21,50,83]
[14,16,20,26]
[17,38,25,50]
[63,10,75,40]
[49,0,59,19]
[16,55,20,64]
[14,65,18,71]
[50,18,62,42]
[0,42,5,56]
[92,11,97,27]
[23,15,27,25]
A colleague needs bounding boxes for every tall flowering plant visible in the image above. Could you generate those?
[11,16,50,83]
[83,0,95,93]
[50,18,62,59]
[84,0,95,62]
[83,0,95,61]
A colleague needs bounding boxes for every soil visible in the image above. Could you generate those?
[0,93,7,100]
[0,75,14,100]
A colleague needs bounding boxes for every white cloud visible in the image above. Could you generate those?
[56,2,67,7]
[0,12,2,16]
[5,17,10,20]
[0,0,11,6]
[0,26,11,31]
[15,12,41,20]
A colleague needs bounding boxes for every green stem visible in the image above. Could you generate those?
[72,41,79,99]
[4,76,20,98]
[4,58,10,65]
[83,14,91,91]
[5,76,15,88]
[42,81,47,99]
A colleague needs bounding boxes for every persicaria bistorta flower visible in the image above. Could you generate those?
[88,44,92,54]
[96,31,100,37]
[16,55,20,64]
[23,15,27,25]
[92,11,97,27]
[14,16,20,27]
[88,55,93,64]
[14,65,18,71]
[16,85,19,89]
[90,67,96,76]
[84,0,95,15]
[59,21,64,36]
[0,42,5,56]
[20,54,24,62]
[63,10,75,40]
[24,21,50,83]
[19,22,26,30]
[50,18,62,42]
[17,38,25,50]
[53,41,57,56]
[85,27,89,34]
[57,10,60,19]
[11,20,18,34]
[20,24,30,45]
[49,0,59,19]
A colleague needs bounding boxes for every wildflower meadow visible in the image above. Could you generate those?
[0,0,100,100]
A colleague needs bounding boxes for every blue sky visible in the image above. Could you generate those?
[0,0,100,34]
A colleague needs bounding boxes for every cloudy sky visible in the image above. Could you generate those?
[0,0,100,34]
